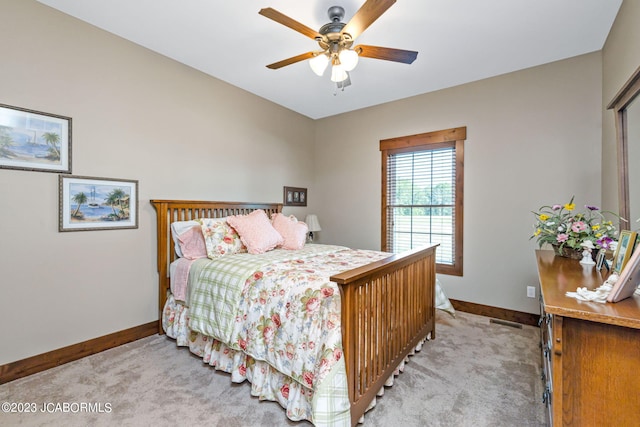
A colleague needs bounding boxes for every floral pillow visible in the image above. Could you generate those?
[271,213,308,250]
[177,225,208,259]
[198,218,246,259]
[226,209,284,254]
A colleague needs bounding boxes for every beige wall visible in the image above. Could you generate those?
[314,52,603,314]
[601,0,640,214]
[0,0,315,365]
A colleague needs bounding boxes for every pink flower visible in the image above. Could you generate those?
[239,364,246,376]
[259,290,268,305]
[271,313,281,328]
[280,384,289,399]
[333,348,343,361]
[557,233,568,243]
[321,287,334,297]
[285,343,295,360]
[571,221,587,233]
[238,338,248,351]
[262,326,274,340]
[303,371,314,386]
[305,297,320,312]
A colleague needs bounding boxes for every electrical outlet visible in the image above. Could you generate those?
[527,286,536,298]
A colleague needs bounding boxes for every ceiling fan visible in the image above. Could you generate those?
[259,0,418,88]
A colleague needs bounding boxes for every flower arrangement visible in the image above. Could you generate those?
[531,197,619,251]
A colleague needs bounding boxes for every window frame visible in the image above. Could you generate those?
[380,127,465,276]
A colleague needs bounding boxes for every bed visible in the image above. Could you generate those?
[151,200,443,426]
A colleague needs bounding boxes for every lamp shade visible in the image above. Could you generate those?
[309,54,329,76]
[338,49,359,71]
[305,214,321,232]
[330,64,348,82]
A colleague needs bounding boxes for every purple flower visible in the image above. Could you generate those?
[552,204,562,211]
[597,236,613,249]
[585,205,599,211]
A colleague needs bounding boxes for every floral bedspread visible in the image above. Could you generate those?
[164,244,450,425]
[187,244,389,391]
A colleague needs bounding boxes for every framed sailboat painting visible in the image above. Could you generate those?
[0,103,71,173]
[59,175,138,231]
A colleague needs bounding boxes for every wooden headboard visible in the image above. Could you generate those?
[150,200,283,333]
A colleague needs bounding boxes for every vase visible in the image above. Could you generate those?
[551,244,584,260]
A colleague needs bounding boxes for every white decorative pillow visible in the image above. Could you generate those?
[226,209,284,254]
[199,218,246,259]
[170,220,200,257]
[272,213,308,250]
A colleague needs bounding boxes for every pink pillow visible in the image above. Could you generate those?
[177,225,208,260]
[227,209,284,254]
[272,213,308,250]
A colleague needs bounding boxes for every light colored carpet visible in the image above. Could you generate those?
[0,311,546,426]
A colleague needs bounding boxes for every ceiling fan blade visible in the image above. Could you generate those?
[266,52,316,70]
[354,45,418,64]
[341,0,396,40]
[259,8,322,40]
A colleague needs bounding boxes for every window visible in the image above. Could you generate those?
[380,127,465,276]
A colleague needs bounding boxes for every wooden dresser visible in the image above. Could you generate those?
[536,250,640,426]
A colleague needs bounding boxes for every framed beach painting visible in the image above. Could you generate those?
[59,175,138,232]
[0,103,71,173]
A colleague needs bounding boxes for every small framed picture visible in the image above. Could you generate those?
[283,186,307,207]
[0,103,71,173]
[611,230,638,273]
[596,248,608,271]
[59,175,138,231]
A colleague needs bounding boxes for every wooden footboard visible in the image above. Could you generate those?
[151,200,437,426]
[331,244,437,426]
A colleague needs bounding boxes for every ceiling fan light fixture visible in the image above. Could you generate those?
[338,49,359,71]
[309,53,329,76]
[331,64,348,83]
[260,2,418,92]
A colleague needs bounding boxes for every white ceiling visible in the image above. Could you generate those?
[36,0,622,120]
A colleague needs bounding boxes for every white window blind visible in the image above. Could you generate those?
[386,146,456,265]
